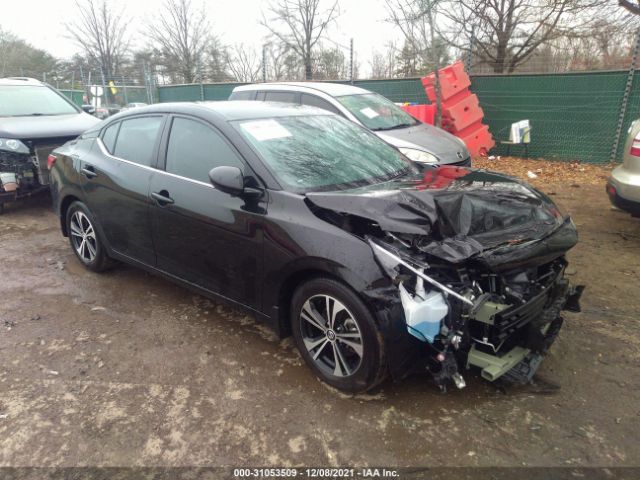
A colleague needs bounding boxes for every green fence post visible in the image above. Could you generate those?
[610,28,640,163]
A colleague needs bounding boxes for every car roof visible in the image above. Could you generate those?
[233,82,371,97]
[0,77,46,87]
[125,100,332,121]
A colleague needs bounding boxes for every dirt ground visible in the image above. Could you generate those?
[1,162,639,468]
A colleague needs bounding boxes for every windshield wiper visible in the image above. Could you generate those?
[371,122,415,132]
[8,113,48,117]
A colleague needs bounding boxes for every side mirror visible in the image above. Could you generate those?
[82,105,96,115]
[209,166,263,198]
[209,166,244,195]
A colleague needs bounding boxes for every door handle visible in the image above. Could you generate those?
[81,165,97,179]
[151,190,174,206]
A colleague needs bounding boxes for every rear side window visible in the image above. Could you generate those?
[113,116,163,167]
[165,117,244,183]
[301,94,341,115]
[101,122,120,154]
[264,91,300,104]
[229,90,255,101]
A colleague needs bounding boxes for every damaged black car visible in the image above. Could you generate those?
[0,77,99,213]
[50,101,583,393]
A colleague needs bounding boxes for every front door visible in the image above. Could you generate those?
[149,115,265,309]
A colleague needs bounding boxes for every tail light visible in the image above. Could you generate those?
[47,154,57,170]
[607,183,617,197]
[630,133,640,156]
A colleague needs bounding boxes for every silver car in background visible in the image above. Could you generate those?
[229,82,470,166]
[120,102,148,112]
[608,119,640,216]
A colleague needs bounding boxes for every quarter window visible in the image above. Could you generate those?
[101,122,120,154]
[165,117,244,183]
[229,90,255,100]
[112,116,163,167]
[264,91,300,104]
[301,94,341,115]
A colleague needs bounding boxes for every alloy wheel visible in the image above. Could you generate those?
[70,211,97,263]
[299,294,364,377]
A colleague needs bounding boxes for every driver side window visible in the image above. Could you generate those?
[165,117,244,183]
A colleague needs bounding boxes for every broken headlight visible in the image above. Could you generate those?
[0,139,30,155]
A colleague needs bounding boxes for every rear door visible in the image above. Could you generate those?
[80,115,165,265]
[149,115,265,309]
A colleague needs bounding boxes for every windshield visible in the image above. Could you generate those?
[235,114,415,193]
[336,93,420,131]
[0,85,79,117]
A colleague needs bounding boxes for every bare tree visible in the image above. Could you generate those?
[312,45,347,79]
[619,0,640,15]
[262,0,339,80]
[386,0,445,125]
[369,42,398,78]
[516,16,636,73]
[147,0,212,83]
[226,44,262,82]
[0,27,58,79]
[65,0,130,81]
[264,43,296,80]
[204,38,233,82]
[439,0,602,74]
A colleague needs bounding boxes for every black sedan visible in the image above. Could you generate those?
[49,101,582,392]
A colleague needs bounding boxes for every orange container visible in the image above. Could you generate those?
[400,104,436,125]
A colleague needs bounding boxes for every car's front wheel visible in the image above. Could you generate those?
[66,201,113,272]
[291,277,386,393]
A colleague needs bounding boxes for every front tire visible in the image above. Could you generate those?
[291,277,386,393]
[66,201,113,272]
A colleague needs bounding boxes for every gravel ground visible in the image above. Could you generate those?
[0,176,639,468]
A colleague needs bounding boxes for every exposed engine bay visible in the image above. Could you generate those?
[1,150,40,190]
[0,140,57,211]
[307,167,585,389]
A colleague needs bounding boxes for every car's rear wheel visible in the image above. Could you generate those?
[66,201,113,272]
[291,277,386,393]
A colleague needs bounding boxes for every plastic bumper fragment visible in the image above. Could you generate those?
[467,345,530,382]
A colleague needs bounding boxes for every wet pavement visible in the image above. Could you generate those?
[0,186,639,467]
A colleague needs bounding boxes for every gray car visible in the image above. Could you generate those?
[229,82,470,166]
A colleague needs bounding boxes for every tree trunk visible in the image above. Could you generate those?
[304,52,312,80]
[493,35,509,73]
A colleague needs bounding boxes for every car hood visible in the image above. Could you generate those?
[376,123,469,164]
[306,166,578,270]
[0,113,100,141]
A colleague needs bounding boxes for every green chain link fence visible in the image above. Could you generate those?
[156,71,638,164]
[472,71,639,164]
[59,89,85,106]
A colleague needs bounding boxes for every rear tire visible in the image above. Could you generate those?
[291,277,387,393]
[66,201,113,272]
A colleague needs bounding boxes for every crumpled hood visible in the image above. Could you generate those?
[307,166,578,269]
[0,113,100,140]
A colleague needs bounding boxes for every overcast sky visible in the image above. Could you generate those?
[5,0,402,76]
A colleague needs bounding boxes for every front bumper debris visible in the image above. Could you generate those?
[467,345,531,382]
[368,235,583,390]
